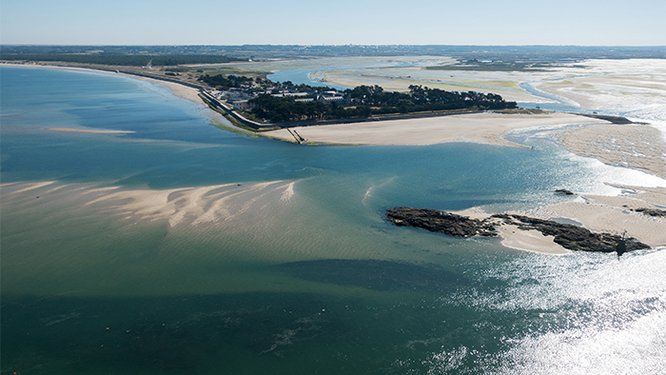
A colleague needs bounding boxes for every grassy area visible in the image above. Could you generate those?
[426,61,553,72]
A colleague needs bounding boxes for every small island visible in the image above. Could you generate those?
[386,207,651,254]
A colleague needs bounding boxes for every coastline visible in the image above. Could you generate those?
[0,62,206,106]
[264,112,607,147]
[4,62,664,256]
[455,185,666,255]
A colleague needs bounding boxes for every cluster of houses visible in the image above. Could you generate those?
[208,87,345,111]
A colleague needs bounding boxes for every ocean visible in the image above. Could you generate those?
[1,66,664,374]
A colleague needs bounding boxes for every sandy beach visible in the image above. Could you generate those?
[265,112,606,147]
[525,187,666,248]
[132,75,204,104]
[454,185,666,255]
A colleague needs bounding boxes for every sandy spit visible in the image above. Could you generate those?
[265,112,605,147]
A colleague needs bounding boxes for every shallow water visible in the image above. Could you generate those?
[1,66,664,374]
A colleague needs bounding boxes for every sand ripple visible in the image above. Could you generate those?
[2,180,297,229]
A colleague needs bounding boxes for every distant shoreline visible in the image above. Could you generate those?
[4,61,663,179]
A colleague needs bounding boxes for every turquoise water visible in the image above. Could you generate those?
[1,66,664,374]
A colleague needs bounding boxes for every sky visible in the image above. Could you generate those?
[1,0,665,45]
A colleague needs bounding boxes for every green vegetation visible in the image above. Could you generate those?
[426,59,551,72]
[199,74,255,89]
[249,84,517,123]
[0,53,242,66]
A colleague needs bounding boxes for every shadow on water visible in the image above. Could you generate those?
[1,288,520,375]
[275,259,467,292]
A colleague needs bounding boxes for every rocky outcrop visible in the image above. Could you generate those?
[386,207,651,253]
[490,214,650,253]
[578,113,645,125]
[386,207,497,238]
[632,208,666,217]
[554,189,574,195]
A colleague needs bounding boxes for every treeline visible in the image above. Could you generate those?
[199,74,334,94]
[199,74,254,89]
[0,53,242,66]
[250,85,517,123]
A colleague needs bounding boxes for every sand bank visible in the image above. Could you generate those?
[451,207,569,255]
[1,180,296,229]
[535,59,666,112]
[49,127,135,135]
[265,112,605,147]
[497,225,569,255]
[454,184,665,255]
[525,187,666,249]
[559,123,665,178]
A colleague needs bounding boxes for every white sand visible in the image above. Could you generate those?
[497,224,569,255]
[451,207,569,255]
[526,187,666,248]
[131,76,203,104]
[265,112,605,147]
[455,185,665,254]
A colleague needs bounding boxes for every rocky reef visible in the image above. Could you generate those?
[386,207,650,253]
[491,213,650,253]
[554,189,575,195]
[386,207,496,238]
[632,207,666,217]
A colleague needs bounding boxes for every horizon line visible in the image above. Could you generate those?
[2,43,666,48]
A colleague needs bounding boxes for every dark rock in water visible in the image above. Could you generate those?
[385,207,651,253]
[632,208,666,217]
[554,189,575,195]
[490,214,650,253]
[577,113,644,125]
[386,207,497,238]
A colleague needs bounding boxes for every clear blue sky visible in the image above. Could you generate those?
[1,0,665,45]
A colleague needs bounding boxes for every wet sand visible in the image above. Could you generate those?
[559,123,665,178]
[131,75,204,104]
[265,112,605,147]
[1,180,296,229]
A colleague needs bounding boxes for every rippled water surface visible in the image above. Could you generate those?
[1,66,663,374]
